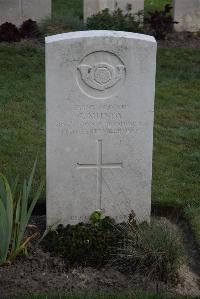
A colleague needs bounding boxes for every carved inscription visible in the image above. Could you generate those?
[77,51,126,99]
[57,103,144,137]
[78,112,122,120]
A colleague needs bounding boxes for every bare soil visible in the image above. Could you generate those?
[0,216,200,299]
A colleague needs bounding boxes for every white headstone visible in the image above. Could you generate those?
[46,31,157,226]
[173,0,200,32]
[0,0,51,26]
[84,0,144,22]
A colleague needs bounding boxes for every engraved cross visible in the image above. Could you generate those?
[77,140,123,209]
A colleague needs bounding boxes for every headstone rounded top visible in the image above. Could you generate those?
[46,27,157,226]
[45,30,156,44]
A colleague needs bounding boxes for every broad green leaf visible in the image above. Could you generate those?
[0,200,10,264]
[0,158,43,264]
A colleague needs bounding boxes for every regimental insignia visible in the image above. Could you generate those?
[76,51,126,99]
[77,62,125,91]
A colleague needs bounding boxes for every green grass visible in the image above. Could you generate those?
[0,42,45,185]
[144,0,172,12]
[41,0,84,36]
[153,48,200,206]
[0,45,199,206]
[1,43,200,251]
[53,0,83,19]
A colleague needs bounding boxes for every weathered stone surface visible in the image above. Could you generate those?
[46,31,157,226]
[0,0,51,26]
[0,0,20,25]
[22,0,51,23]
[173,0,200,32]
[84,0,144,21]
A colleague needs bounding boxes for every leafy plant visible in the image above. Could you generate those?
[145,4,177,40]
[42,212,183,281]
[86,8,143,33]
[41,216,121,268]
[19,19,41,39]
[89,209,105,227]
[0,159,43,265]
[0,22,21,42]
